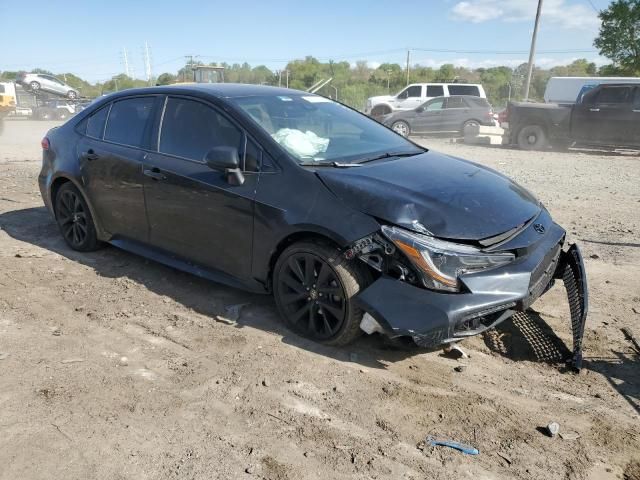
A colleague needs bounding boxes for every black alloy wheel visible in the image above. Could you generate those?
[55,183,100,251]
[274,242,370,345]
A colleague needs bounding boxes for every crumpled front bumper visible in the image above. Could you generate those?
[355,224,589,371]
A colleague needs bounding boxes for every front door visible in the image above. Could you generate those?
[78,96,157,241]
[143,96,258,280]
[572,85,632,144]
[394,85,424,110]
[412,97,446,133]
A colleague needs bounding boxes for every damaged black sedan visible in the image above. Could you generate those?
[38,84,588,368]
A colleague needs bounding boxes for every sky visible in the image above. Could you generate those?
[0,0,612,83]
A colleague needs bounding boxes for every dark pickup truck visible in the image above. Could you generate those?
[506,83,640,150]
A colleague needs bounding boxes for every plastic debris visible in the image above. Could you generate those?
[443,344,469,359]
[546,422,560,437]
[216,303,250,324]
[559,431,580,441]
[427,436,479,455]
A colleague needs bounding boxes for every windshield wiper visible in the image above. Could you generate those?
[299,161,363,168]
[356,150,424,164]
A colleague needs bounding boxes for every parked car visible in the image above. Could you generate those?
[16,72,79,99]
[366,83,486,117]
[380,95,495,137]
[507,83,640,150]
[38,84,587,366]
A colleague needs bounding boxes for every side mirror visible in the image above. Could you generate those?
[204,147,245,186]
[415,106,424,113]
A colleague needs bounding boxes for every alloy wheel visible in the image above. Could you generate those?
[57,189,88,248]
[277,253,347,339]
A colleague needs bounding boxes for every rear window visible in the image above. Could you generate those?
[104,97,155,148]
[596,86,631,104]
[0,84,5,94]
[86,105,109,139]
[448,85,480,96]
[466,97,490,108]
[426,85,444,97]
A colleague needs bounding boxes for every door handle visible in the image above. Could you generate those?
[589,108,600,112]
[143,168,166,181]
[84,149,99,161]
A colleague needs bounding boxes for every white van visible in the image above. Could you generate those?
[544,76,640,104]
[366,83,486,116]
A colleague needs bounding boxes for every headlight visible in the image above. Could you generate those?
[382,225,515,292]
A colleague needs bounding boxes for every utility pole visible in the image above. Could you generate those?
[523,0,543,101]
[122,47,131,78]
[277,70,282,87]
[143,41,152,84]
[405,50,411,86]
[285,70,289,88]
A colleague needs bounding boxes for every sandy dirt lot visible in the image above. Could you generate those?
[1,119,639,480]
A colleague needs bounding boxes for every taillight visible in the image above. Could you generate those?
[41,137,50,150]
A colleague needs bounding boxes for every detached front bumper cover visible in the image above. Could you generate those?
[356,242,589,372]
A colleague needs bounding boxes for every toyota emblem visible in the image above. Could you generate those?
[533,223,546,234]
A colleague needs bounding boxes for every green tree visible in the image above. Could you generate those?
[156,72,176,85]
[594,0,640,74]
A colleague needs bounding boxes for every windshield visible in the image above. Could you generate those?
[230,94,422,164]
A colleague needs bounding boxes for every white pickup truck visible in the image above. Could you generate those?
[366,83,486,117]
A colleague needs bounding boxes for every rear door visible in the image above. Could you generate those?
[425,85,445,102]
[77,96,157,241]
[142,96,258,280]
[442,96,469,132]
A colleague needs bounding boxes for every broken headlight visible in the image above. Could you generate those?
[381,225,515,292]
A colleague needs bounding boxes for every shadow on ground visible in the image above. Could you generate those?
[483,309,640,415]
[0,206,429,370]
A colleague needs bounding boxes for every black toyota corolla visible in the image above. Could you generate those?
[38,84,588,368]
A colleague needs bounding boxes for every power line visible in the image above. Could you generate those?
[585,0,600,13]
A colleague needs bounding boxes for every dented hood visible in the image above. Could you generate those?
[316,151,541,241]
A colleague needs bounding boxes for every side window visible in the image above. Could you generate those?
[86,105,110,139]
[426,85,445,97]
[104,97,155,148]
[448,85,480,96]
[159,97,242,162]
[0,84,5,93]
[396,88,409,99]
[446,97,466,109]
[581,87,600,105]
[425,98,445,111]
[633,88,640,108]
[596,86,631,105]
[407,85,422,98]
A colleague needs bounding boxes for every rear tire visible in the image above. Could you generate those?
[67,90,77,99]
[517,125,548,150]
[273,241,371,346]
[391,120,410,137]
[54,183,101,252]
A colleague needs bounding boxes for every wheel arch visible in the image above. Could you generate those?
[265,229,345,292]
[50,174,107,240]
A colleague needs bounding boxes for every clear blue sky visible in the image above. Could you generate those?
[0,0,612,83]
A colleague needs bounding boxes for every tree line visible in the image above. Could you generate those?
[1,0,638,110]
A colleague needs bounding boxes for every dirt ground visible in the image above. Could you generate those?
[1,119,639,480]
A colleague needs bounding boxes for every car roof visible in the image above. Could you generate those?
[104,83,308,100]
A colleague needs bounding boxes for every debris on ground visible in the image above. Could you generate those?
[61,358,85,364]
[559,432,581,441]
[0,352,8,360]
[52,328,61,336]
[497,451,513,465]
[118,356,129,367]
[216,303,250,324]
[621,327,640,353]
[443,344,469,359]
[454,365,467,373]
[545,422,561,437]
[427,436,479,455]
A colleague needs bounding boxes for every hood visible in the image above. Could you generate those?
[316,151,541,241]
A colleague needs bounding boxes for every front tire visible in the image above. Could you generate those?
[391,120,410,137]
[54,183,101,251]
[517,125,548,150]
[67,90,77,99]
[29,81,41,91]
[273,241,371,346]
